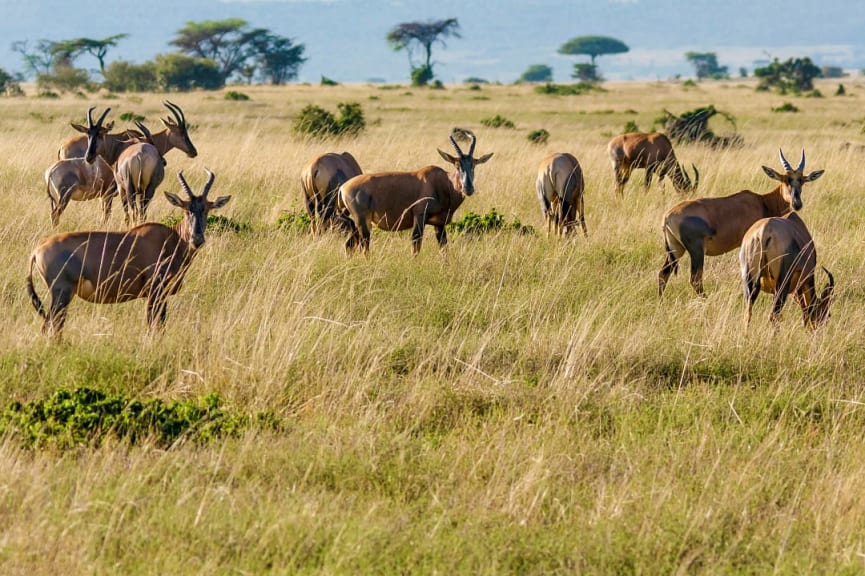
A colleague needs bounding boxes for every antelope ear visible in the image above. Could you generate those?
[805,169,825,182]
[210,195,232,210]
[160,117,174,128]
[438,149,457,164]
[762,166,782,181]
[104,121,115,131]
[70,123,87,133]
[475,152,494,164]
[164,192,186,208]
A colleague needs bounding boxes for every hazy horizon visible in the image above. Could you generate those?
[2,0,863,84]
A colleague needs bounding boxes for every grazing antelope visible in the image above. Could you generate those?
[739,212,834,328]
[301,151,363,235]
[26,170,230,337]
[658,149,824,297]
[536,152,587,237]
[114,121,167,225]
[339,128,493,255]
[608,132,699,196]
[44,156,117,226]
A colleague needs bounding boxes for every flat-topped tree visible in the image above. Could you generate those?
[558,35,629,82]
[387,18,461,86]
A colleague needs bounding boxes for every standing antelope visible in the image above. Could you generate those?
[608,132,699,196]
[739,211,834,328]
[44,107,117,225]
[300,151,362,235]
[339,129,493,255]
[659,149,824,297]
[26,170,230,337]
[114,122,166,225]
[535,152,587,237]
[44,156,117,226]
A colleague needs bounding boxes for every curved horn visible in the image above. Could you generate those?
[819,266,835,301]
[449,134,463,157]
[691,164,700,191]
[202,169,216,198]
[86,106,95,127]
[464,129,477,157]
[798,149,806,172]
[163,100,186,126]
[779,148,793,172]
[177,170,194,199]
[96,107,110,127]
[134,120,153,142]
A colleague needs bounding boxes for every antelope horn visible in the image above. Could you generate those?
[467,130,477,157]
[691,164,700,190]
[163,100,186,126]
[202,168,216,198]
[819,266,835,301]
[86,106,95,127]
[96,107,110,127]
[134,120,153,141]
[798,149,806,172]
[779,148,793,172]
[449,134,463,157]
[177,170,195,199]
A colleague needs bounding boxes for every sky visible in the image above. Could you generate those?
[0,0,863,84]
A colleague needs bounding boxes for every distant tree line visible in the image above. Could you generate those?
[6,18,306,93]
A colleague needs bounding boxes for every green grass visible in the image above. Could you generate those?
[2,79,865,573]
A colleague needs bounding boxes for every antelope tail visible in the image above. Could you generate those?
[26,255,47,320]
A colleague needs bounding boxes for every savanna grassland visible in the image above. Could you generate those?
[2,79,865,574]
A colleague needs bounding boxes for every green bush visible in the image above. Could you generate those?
[447,209,535,236]
[0,67,22,96]
[162,214,252,234]
[0,387,278,449]
[154,53,223,91]
[321,75,339,86]
[411,64,433,87]
[37,63,92,93]
[224,90,250,101]
[275,210,312,234]
[527,129,549,145]
[119,111,145,123]
[480,114,515,129]
[772,102,799,113]
[293,102,365,138]
[102,60,158,92]
[535,82,603,96]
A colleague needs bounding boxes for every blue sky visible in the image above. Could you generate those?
[1,0,862,83]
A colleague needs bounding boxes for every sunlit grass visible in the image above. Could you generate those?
[2,79,865,573]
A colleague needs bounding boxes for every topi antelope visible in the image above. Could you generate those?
[608,132,699,196]
[114,121,166,225]
[339,128,493,255]
[739,212,834,329]
[44,156,117,226]
[300,151,362,235]
[57,106,116,161]
[659,149,824,297]
[536,152,587,237]
[26,170,230,337]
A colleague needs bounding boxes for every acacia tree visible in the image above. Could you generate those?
[685,52,729,80]
[558,35,629,82]
[170,19,305,84]
[11,40,55,78]
[387,18,461,86]
[50,34,128,74]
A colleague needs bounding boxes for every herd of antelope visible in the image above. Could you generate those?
[25,103,834,339]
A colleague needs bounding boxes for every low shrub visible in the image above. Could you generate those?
[294,102,366,139]
[772,102,799,113]
[275,210,312,234]
[224,90,250,101]
[527,129,549,145]
[447,209,535,236]
[481,114,515,129]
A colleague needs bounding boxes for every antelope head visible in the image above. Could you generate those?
[806,267,835,329]
[762,148,824,211]
[437,128,493,196]
[162,100,198,158]
[74,106,112,164]
[165,169,231,249]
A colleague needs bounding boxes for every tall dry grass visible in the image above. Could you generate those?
[2,79,865,573]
